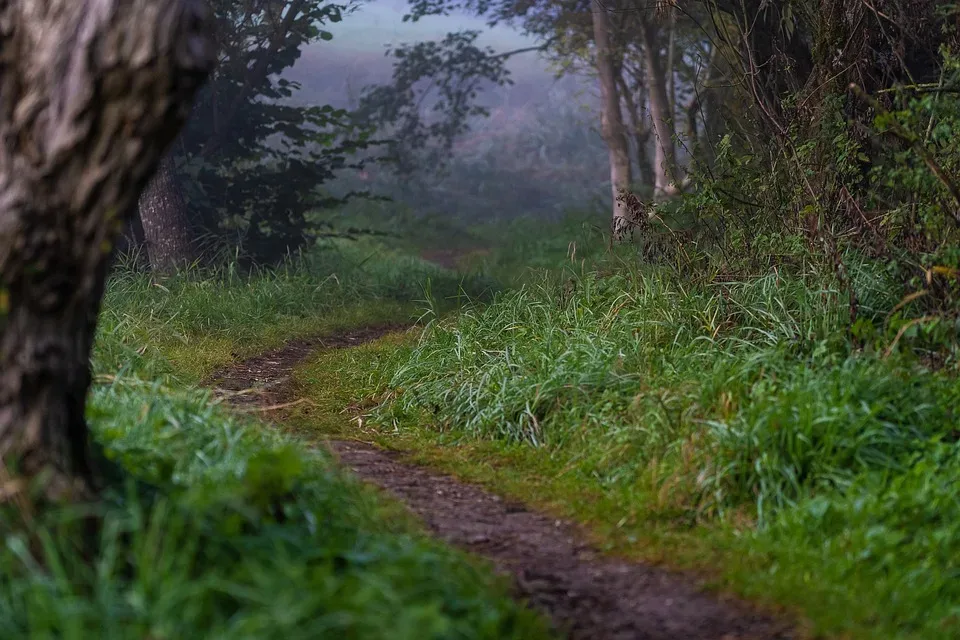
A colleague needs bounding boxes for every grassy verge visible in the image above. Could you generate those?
[0,241,551,638]
[293,256,960,640]
[96,239,497,382]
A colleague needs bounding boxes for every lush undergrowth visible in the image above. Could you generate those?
[96,240,496,382]
[294,245,960,640]
[314,205,612,288]
[0,384,547,638]
[0,240,549,638]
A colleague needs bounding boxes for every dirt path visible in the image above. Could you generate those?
[207,326,797,640]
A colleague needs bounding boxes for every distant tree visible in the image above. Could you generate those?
[356,30,535,185]
[591,0,633,236]
[634,4,678,200]
[139,152,198,272]
[363,0,722,237]
[0,0,213,499]
[140,0,376,266]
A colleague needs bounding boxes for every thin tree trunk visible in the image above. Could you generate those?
[639,18,678,200]
[617,75,655,193]
[666,5,677,116]
[701,50,725,168]
[591,0,634,240]
[0,0,214,500]
[686,44,721,171]
[139,152,196,274]
[125,214,147,256]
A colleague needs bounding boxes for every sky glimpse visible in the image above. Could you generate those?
[289,0,562,109]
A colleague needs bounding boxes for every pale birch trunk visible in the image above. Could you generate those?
[591,0,634,240]
[639,18,678,201]
[618,76,655,193]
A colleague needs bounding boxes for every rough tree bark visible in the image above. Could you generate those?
[591,0,634,240]
[139,152,196,273]
[0,0,215,500]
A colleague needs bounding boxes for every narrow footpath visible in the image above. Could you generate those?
[207,325,797,640]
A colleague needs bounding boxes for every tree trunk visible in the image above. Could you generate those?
[591,0,634,240]
[685,44,721,172]
[665,5,677,116]
[639,18,678,201]
[617,76,655,194]
[139,152,196,273]
[0,0,214,500]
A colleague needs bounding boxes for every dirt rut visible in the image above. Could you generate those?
[207,325,797,640]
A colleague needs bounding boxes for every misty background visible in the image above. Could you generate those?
[284,0,610,223]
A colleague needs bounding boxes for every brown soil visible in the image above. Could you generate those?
[208,326,798,640]
[206,323,407,410]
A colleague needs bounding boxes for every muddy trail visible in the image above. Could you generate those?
[207,325,797,640]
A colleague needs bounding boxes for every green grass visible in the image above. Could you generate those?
[314,205,613,288]
[464,211,612,286]
[0,239,551,639]
[96,239,497,382]
[0,382,547,639]
[14,210,959,639]
[292,251,960,640]
[311,205,489,257]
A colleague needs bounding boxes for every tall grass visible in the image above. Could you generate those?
[97,240,497,382]
[466,211,612,286]
[378,257,960,637]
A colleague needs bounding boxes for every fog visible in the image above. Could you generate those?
[287,0,549,107]
[283,0,609,222]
